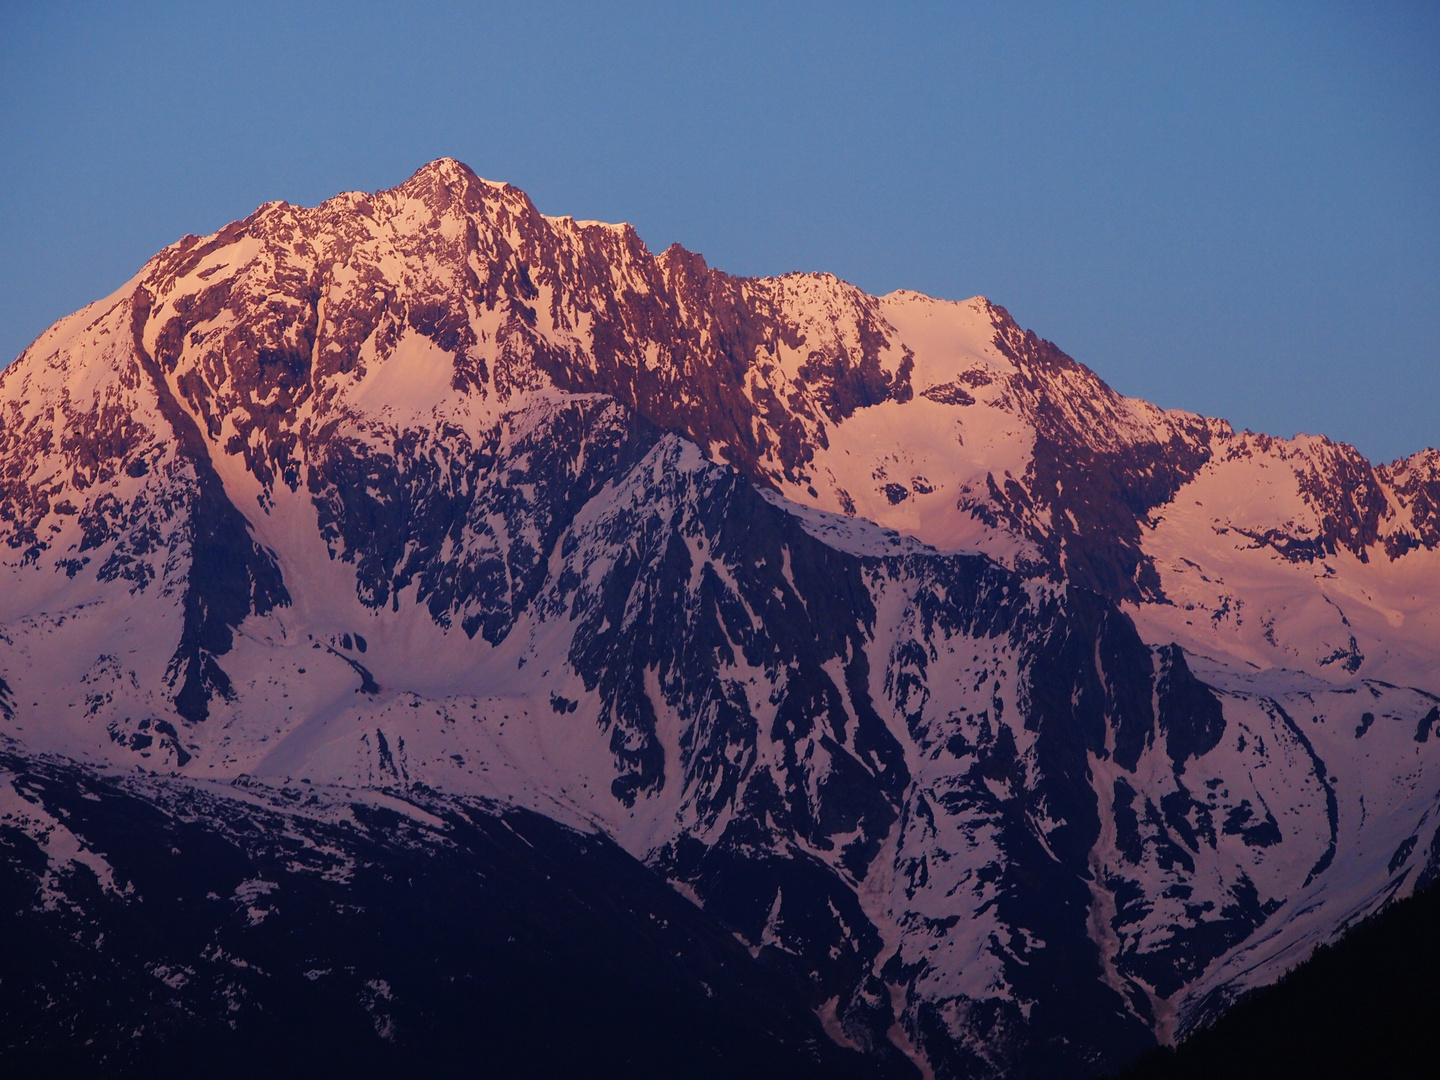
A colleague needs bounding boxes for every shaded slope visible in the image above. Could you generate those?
[0,748,910,1080]
[1114,881,1440,1080]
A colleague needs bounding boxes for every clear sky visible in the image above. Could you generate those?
[2,2,1436,462]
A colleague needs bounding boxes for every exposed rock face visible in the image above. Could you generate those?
[1,160,1436,1079]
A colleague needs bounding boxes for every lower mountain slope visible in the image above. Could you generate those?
[0,746,905,1080]
[1113,879,1440,1080]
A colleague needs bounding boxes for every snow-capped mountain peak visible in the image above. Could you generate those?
[2,160,1436,1079]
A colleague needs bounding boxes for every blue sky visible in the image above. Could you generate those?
[2,1,1436,462]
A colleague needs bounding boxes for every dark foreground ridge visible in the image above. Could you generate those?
[0,749,909,1080]
[1113,880,1440,1080]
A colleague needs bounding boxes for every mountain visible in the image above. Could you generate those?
[1,158,1436,1079]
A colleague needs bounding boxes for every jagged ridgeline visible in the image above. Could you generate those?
[1,159,1437,1079]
